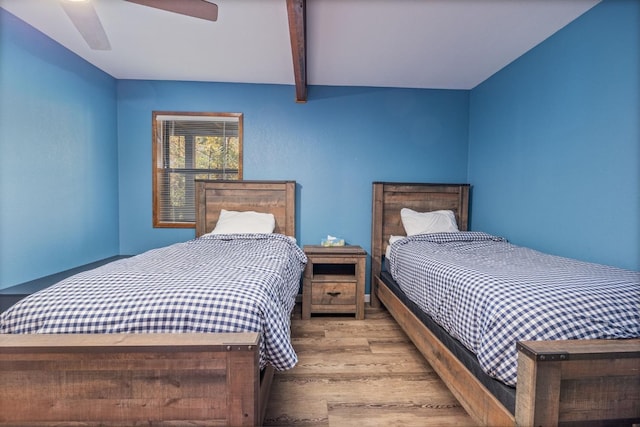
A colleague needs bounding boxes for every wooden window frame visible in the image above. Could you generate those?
[152,111,243,228]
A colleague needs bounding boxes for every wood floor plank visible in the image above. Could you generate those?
[287,352,431,375]
[265,306,474,426]
[369,340,417,354]
[264,396,329,427]
[328,402,477,427]
[291,337,371,353]
[269,373,459,403]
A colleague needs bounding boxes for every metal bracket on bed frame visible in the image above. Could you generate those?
[225,344,256,351]
[517,343,569,361]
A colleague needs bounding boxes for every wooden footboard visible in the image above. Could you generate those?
[0,332,268,426]
[516,339,640,426]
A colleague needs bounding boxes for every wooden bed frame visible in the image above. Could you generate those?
[370,182,640,427]
[0,180,297,427]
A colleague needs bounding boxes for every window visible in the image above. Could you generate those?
[152,112,243,228]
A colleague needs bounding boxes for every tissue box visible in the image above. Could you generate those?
[321,238,345,247]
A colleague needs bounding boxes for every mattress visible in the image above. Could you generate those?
[0,233,307,371]
[388,231,640,386]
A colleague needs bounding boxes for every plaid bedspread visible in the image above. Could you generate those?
[0,233,307,371]
[389,232,640,386]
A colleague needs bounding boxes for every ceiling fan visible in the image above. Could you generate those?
[60,0,218,51]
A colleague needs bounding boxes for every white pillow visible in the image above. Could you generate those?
[400,208,459,236]
[209,209,276,234]
[389,235,405,245]
[386,235,405,258]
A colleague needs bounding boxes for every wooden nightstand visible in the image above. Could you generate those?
[302,245,366,320]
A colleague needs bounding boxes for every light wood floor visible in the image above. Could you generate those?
[264,305,475,426]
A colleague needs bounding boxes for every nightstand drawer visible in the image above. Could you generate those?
[311,282,356,305]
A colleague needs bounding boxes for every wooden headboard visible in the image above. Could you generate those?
[370,182,470,307]
[195,180,296,237]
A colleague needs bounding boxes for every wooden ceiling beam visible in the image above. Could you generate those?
[286,0,307,103]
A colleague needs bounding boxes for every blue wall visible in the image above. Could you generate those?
[117,82,469,261]
[468,0,639,270]
[0,9,119,288]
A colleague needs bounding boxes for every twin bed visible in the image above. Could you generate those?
[370,182,640,426]
[1,180,639,426]
[0,180,303,426]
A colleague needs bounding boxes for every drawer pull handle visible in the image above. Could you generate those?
[327,292,341,297]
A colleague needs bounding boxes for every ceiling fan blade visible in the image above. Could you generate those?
[60,0,111,50]
[125,0,218,22]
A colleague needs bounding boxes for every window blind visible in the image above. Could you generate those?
[153,112,243,227]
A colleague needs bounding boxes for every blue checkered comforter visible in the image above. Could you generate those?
[0,233,307,371]
[389,232,640,386]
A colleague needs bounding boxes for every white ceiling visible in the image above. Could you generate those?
[1,0,600,91]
